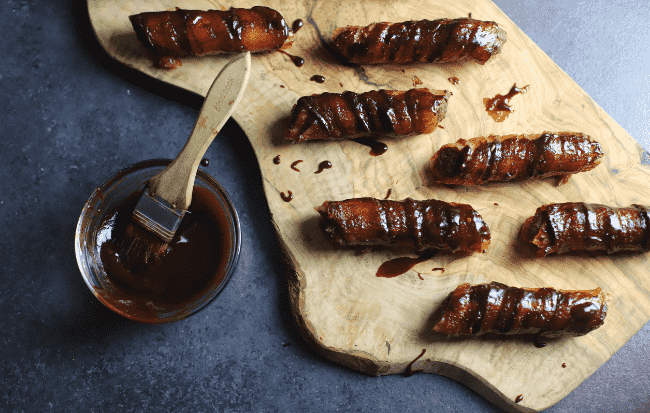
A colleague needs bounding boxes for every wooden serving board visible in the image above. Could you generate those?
[88,0,650,411]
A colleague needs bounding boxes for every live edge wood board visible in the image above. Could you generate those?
[88,0,650,411]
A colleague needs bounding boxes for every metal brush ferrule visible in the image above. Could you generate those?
[132,188,186,242]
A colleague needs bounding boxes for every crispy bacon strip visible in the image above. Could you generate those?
[285,89,451,142]
[332,18,507,65]
[429,132,603,185]
[129,7,293,59]
[432,282,607,338]
[521,202,650,257]
[316,198,490,252]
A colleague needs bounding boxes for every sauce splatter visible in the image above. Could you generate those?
[412,75,422,86]
[448,77,460,85]
[292,19,303,33]
[438,124,445,129]
[376,249,438,278]
[273,155,281,165]
[432,267,445,273]
[353,137,388,156]
[384,188,392,199]
[404,349,426,377]
[515,395,523,403]
[200,158,209,167]
[279,50,304,67]
[281,191,293,202]
[533,337,547,348]
[562,363,567,368]
[290,160,303,172]
[314,160,332,174]
[484,83,530,122]
[310,75,325,83]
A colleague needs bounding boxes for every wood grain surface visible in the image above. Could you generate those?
[87,0,650,411]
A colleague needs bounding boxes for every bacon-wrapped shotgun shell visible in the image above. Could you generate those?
[285,88,451,142]
[521,202,650,257]
[316,197,490,252]
[432,282,607,338]
[332,18,507,65]
[429,132,603,185]
[129,7,293,58]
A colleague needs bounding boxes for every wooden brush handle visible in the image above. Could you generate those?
[148,52,251,210]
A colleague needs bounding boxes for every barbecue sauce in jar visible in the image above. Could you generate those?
[95,186,234,322]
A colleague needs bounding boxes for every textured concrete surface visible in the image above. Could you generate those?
[0,1,648,412]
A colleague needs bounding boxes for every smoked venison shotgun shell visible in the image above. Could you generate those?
[429,132,603,185]
[316,197,490,252]
[130,7,293,57]
[332,18,507,65]
[521,202,650,257]
[432,282,607,338]
[285,88,451,142]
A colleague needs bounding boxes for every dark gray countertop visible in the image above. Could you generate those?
[1,1,648,411]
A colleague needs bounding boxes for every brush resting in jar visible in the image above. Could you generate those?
[95,186,233,321]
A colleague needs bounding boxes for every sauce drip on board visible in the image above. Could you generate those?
[292,19,303,33]
[515,395,523,403]
[484,83,529,122]
[291,160,303,172]
[353,137,388,156]
[314,160,332,174]
[281,190,293,202]
[412,75,422,86]
[310,75,325,83]
[95,186,233,322]
[279,50,304,67]
[432,267,445,273]
[273,155,281,164]
[562,363,567,368]
[533,338,547,348]
[200,158,209,167]
[376,249,438,278]
[448,77,460,85]
[404,349,426,377]
[384,188,392,199]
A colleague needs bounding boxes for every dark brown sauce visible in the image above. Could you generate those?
[279,50,304,67]
[314,160,332,174]
[533,337,547,348]
[384,188,392,199]
[273,155,281,164]
[95,186,233,322]
[280,85,285,88]
[290,160,303,172]
[562,363,567,368]
[484,83,530,122]
[412,75,422,86]
[292,18,303,33]
[156,56,182,69]
[417,273,424,280]
[448,77,460,85]
[310,75,325,83]
[468,12,472,18]
[438,125,445,129]
[353,137,388,156]
[376,249,438,278]
[404,349,426,377]
[515,395,523,403]
[281,190,293,202]
[494,203,499,206]
[200,158,209,167]
[432,267,445,273]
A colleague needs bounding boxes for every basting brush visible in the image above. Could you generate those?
[118,52,251,271]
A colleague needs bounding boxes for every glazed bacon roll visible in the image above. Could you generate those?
[332,18,507,65]
[432,282,607,338]
[429,132,603,185]
[130,7,293,67]
[285,88,451,142]
[521,202,650,257]
[316,197,490,253]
